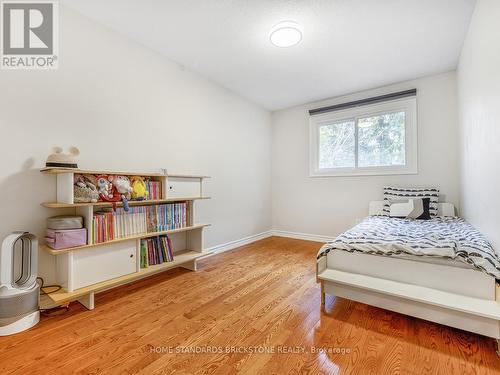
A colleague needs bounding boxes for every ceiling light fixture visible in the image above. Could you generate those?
[270,21,302,48]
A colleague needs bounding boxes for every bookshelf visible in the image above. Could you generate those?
[41,197,210,209]
[39,168,212,310]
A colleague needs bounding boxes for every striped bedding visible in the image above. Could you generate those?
[317,216,500,280]
[383,187,439,217]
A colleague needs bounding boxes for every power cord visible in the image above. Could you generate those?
[36,276,62,295]
[37,277,70,316]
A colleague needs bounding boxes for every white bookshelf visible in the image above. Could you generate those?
[39,168,211,310]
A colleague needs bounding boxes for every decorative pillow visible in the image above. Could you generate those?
[389,197,431,220]
[388,199,413,218]
[383,187,439,217]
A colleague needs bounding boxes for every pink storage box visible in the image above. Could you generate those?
[45,228,87,250]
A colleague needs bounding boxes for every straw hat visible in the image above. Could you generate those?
[45,147,80,169]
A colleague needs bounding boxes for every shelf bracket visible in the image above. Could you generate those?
[77,292,95,310]
[181,259,197,271]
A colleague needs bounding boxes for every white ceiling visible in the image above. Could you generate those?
[62,0,475,111]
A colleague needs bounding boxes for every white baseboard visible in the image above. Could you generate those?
[205,231,273,255]
[270,230,334,243]
[202,230,333,259]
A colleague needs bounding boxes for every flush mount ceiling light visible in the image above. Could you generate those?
[270,21,302,48]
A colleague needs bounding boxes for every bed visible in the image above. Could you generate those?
[316,201,500,355]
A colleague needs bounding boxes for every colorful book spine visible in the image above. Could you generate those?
[91,203,188,244]
[145,180,162,200]
[139,235,174,268]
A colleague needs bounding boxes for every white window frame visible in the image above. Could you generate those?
[309,97,418,177]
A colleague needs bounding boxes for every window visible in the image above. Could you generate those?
[310,97,417,177]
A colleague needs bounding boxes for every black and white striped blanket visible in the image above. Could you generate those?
[317,216,500,279]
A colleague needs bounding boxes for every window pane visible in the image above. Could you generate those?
[357,111,406,167]
[319,120,355,169]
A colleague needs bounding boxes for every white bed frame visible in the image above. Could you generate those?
[317,201,500,355]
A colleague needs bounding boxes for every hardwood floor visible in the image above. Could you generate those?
[1,237,499,374]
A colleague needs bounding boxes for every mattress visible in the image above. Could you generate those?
[318,216,500,280]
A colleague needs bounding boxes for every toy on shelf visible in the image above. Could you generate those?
[70,172,161,208]
[74,174,99,203]
[96,175,114,200]
[109,175,132,212]
[45,146,80,169]
[130,176,149,201]
[96,175,121,210]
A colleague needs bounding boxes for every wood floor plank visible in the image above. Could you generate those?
[1,237,499,375]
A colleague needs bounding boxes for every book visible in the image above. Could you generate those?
[91,202,188,244]
[145,179,162,200]
[139,235,174,268]
[140,239,148,268]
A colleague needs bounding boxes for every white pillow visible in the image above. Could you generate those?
[389,198,425,219]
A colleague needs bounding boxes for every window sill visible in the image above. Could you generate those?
[309,166,418,178]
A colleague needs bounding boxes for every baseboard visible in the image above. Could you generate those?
[270,230,334,243]
[202,229,332,259]
[205,231,273,255]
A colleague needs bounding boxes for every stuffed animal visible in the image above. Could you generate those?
[96,175,114,200]
[95,175,122,211]
[109,175,132,199]
[84,174,99,189]
[74,174,99,203]
[130,176,149,201]
[108,175,132,211]
[74,174,85,186]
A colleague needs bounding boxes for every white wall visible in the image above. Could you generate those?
[457,0,500,251]
[0,7,272,283]
[271,72,459,238]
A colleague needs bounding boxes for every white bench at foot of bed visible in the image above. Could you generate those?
[318,269,500,355]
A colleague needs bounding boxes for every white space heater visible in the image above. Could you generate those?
[0,232,40,335]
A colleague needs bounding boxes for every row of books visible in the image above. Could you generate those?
[147,203,188,232]
[145,180,162,200]
[91,203,188,244]
[140,236,174,268]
